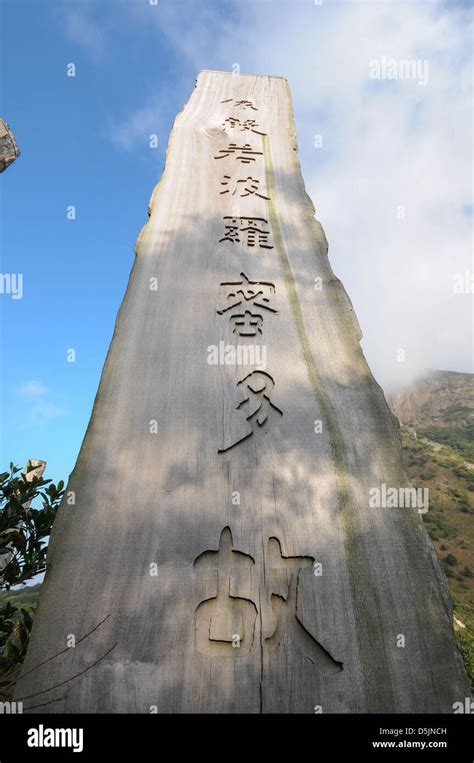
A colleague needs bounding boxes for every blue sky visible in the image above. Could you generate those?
[1,0,472,491]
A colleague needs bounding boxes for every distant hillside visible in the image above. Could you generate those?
[389,370,473,687]
[0,583,41,609]
[391,370,473,426]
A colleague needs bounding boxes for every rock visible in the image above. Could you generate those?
[15,71,470,713]
[390,370,473,426]
[0,118,20,172]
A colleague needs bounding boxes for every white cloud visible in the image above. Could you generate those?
[18,380,48,398]
[64,0,473,391]
[144,0,473,390]
[58,5,106,58]
[108,95,166,152]
[16,381,66,422]
[27,400,66,423]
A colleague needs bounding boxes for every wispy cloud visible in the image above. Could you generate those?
[57,0,473,390]
[57,5,106,59]
[16,381,66,422]
[138,0,473,389]
[27,400,66,423]
[108,95,166,152]
[18,380,48,398]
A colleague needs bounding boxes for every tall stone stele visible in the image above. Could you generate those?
[16,71,469,713]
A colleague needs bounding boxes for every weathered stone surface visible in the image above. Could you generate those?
[16,71,469,713]
[0,118,20,172]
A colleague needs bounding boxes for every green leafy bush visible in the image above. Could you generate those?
[445,553,458,567]
[0,463,64,676]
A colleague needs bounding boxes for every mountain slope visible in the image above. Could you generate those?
[389,370,473,687]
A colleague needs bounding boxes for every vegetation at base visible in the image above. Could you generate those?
[418,423,474,464]
[0,464,64,696]
[0,582,41,609]
[453,602,474,689]
[400,424,474,690]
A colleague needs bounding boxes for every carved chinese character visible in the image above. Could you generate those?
[241,119,265,135]
[214,143,263,164]
[229,311,264,337]
[219,217,241,244]
[219,216,274,249]
[216,272,277,316]
[222,117,266,135]
[240,218,273,249]
[217,271,277,337]
[194,526,257,657]
[218,370,283,453]
[220,98,258,111]
[264,537,343,672]
[222,115,241,129]
[219,175,270,200]
[234,99,258,111]
[193,529,343,671]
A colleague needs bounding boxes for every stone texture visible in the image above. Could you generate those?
[0,118,20,172]
[15,71,470,713]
